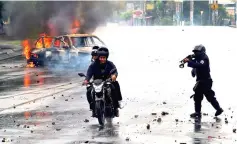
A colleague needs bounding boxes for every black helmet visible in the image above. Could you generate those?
[97,47,109,58]
[192,44,206,53]
[91,46,100,56]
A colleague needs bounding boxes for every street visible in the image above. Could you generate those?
[0,26,237,144]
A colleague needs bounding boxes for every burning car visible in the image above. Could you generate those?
[25,34,106,67]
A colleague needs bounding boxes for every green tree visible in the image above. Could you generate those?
[216,5,228,25]
[183,0,229,25]
[0,1,7,20]
[193,1,209,25]
[154,0,175,25]
[120,11,133,21]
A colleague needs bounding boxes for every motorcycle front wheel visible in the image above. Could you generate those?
[95,100,105,126]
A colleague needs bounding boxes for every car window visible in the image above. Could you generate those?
[44,37,53,48]
[87,37,94,46]
[63,36,70,47]
[92,36,104,46]
[35,37,53,48]
[35,38,43,48]
[53,39,61,48]
[71,37,87,47]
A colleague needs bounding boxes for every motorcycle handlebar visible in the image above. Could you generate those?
[83,78,112,86]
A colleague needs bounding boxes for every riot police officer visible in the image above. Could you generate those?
[184,45,223,118]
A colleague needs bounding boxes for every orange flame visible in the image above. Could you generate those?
[26,62,35,68]
[73,19,80,28]
[35,33,53,48]
[71,19,80,34]
[24,111,32,120]
[24,70,45,87]
[24,71,31,87]
[22,39,31,60]
[54,39,60,47]
[24,111,52,126]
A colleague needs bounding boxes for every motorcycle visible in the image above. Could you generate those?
[78,72,115,126]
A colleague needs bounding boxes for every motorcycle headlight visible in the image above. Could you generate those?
[93,83,103,93]
[95,92,103,98]
[45,51,52,57]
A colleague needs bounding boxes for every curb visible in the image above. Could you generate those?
[229,25,236,28]
[0,44,22,61]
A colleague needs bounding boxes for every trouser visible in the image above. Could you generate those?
[112,81,122,101]
[193,79,221,113]
[86,81,123,110]
[86,86,93,109]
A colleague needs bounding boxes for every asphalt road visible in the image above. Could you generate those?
[0,26,236,144]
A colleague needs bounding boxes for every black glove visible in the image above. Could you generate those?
[186,54,194,60]
[191,68,196,77]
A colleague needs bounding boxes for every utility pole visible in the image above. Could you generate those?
[181,1,184,25]
[190,0,194,25]
[209,0,211,25]
[235,1,237,27]
[211,0,218,25]
[216,0,218,25]
[176,1,181,25]
[212,1,215,25]
[200,11,203,25]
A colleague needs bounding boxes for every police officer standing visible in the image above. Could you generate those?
[183,45,223,118]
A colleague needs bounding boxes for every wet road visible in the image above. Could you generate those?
[0,26,237,144]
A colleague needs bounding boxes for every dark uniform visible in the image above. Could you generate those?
[187,45,223,118]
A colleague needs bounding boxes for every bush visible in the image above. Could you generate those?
[159,17,173,25]
[120,11,133,21]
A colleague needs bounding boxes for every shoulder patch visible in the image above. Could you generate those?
[200,60,205,64]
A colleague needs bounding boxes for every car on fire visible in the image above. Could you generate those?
[28,34,106,67]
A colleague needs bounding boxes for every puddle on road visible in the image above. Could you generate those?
[0,54,88,94]
[0,110,53,129]
[0,67,80,94]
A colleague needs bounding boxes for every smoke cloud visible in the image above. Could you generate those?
[2,1,117,39]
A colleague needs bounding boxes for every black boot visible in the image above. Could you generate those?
[191,100,202,118]
[91,110,97,117]
[190,112,201,118]
[90,102,96,117]
[208,98,223,116]
[89,102,94,111]
[209,98,221,110]
[215,108,223,117]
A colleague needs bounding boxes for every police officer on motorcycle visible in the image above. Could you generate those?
[83,47,122,117]
[183,44,223,118]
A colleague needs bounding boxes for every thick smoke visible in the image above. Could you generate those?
[2,1,117,39]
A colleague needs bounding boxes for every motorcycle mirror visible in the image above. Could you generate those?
[78,73,86,77]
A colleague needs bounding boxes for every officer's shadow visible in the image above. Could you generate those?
[192,117,222,144]
[192,117,203,144]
